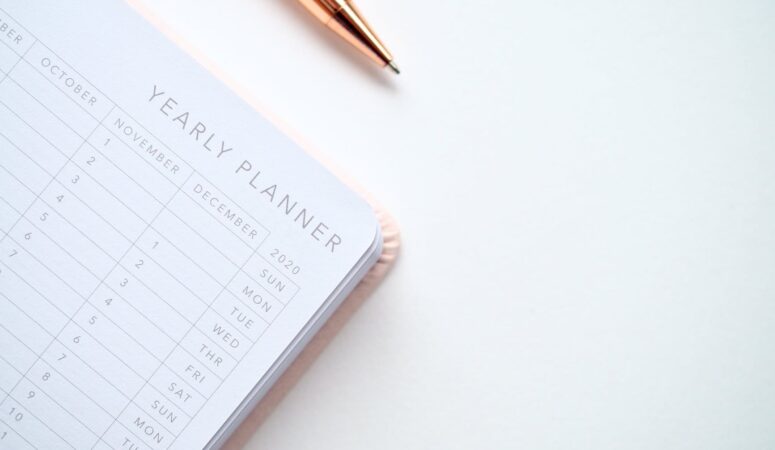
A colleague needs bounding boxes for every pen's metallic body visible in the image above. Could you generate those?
[298,0,399,73]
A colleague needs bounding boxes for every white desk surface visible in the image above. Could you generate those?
[141,1,775,448]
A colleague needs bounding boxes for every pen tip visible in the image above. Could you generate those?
[388,61,400,75]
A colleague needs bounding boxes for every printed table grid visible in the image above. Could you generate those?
[0,7,302,450]
[1,48,296,297]
[0,30,291,288]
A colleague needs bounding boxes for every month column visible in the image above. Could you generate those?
[92,111,210,450]
[0,14,40,450]
[0,15,142,450]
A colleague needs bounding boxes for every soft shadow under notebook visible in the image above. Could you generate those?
[0,1,398,449]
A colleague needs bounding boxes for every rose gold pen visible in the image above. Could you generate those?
[298,0,400,74]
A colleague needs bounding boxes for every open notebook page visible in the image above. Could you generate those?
[0,0,380,449]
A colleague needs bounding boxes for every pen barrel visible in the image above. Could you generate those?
[298,0,335,23]
[297,0,394,67]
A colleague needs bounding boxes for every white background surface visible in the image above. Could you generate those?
[139,1,775,448]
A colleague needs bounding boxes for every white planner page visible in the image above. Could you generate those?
[0,1,380,449]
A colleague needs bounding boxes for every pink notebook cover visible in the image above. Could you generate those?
[127,2,402,448]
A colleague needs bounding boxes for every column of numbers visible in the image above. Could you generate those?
[0,28,119,449]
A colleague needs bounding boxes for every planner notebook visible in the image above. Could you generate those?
[0,1,388,449]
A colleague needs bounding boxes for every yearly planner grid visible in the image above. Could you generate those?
[0,8,304,450]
